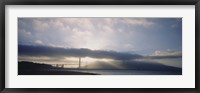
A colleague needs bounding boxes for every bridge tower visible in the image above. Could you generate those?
[79,57,81,69]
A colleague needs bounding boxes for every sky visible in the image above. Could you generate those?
[18,18,182,68]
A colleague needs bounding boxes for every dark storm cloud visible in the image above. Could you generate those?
[18,45,182,60]
[145,55,182,59]
[18,45,142,60]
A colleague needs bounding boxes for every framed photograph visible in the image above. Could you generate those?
[0,0,199,93]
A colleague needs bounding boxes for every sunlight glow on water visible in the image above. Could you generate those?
[65,57,113,63]
[46,57,114,69]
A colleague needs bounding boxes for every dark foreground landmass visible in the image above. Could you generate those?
[18,61,98,75]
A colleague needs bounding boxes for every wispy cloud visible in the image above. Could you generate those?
[143,50,182,59]
[121,18,154,27]
[152,50,181,56]
[35,40,43,45]
[33,19,49,31]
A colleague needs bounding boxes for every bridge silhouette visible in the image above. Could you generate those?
[50,57,85,69]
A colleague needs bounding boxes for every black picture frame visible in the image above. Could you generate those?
[0,0,199,93]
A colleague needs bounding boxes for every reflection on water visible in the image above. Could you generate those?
[74,69,181,75]
[18,61,182,75]
[43,68,182,75]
